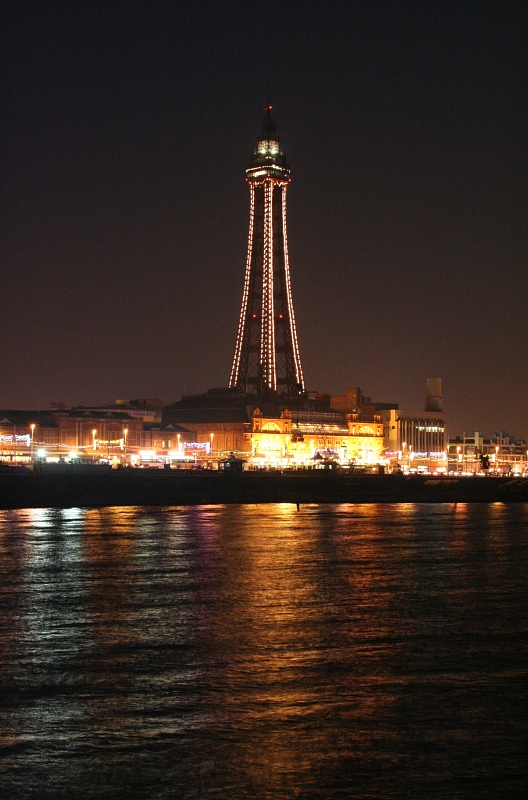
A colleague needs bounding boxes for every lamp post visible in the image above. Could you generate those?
[30,424,35,464]
[92,429,97,462]
[210,433,214,468]
[123,427,128,465]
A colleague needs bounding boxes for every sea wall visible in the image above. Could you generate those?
[1,468,527,509]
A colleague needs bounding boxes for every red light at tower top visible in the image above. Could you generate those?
[229,107,304,397]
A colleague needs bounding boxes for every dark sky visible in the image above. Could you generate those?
[2,1,527,437]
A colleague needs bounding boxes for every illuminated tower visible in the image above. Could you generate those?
[229,106,304,396]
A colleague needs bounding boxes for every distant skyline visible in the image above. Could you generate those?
[2,1,527,436]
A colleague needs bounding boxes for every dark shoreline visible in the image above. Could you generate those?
[1,468,528,509]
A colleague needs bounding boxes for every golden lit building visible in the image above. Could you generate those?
[250,408,384,467]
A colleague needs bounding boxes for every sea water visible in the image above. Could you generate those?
[0,503,527,798]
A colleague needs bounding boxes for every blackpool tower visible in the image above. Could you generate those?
[229,107,305,396]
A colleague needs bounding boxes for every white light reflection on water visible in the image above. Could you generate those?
[0,502,527,798]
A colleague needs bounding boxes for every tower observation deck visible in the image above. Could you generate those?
[229,107,305,396]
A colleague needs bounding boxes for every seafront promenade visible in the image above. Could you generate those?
[1,466,527,509]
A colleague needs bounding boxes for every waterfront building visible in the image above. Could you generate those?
[229,106,304,398]
[379,378,446,471]
[250,407,384,468]
[56,410,142,463]
[382,408,446,471]
[0,409,141,464]
[382,408,447,472]
[141,423,196,466]
[448,431,527,474]
[163,389,386,468]
[163,389,252,462]
[486,432,527,474]
[0,411,45,463]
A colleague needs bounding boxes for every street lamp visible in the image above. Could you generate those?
[30,424,35,463]
[92,429,97,461]
[123,428,128,464]
[210,432,214,467]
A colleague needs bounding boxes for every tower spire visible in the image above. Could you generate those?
[229,107,304,396]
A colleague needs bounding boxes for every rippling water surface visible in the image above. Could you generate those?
[0,503,527,799]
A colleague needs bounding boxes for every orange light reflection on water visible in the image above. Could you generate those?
[191,504,402,794]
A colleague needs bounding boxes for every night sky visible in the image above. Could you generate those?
[2,1,527,437]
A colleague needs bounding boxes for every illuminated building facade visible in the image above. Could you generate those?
[229,106,304,397]
[380,381,447,471]
[163,391,385,468]
[0,409,147,465]
[163,389,252,460]
[447,431,527,475]
[57,411,142,452]
[382,408,446,471]
[251,408,384,468]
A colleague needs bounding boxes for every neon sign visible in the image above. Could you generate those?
[0,434,30,446]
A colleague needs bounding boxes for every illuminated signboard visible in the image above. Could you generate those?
[184,442,211,453]
[0,434,30,446]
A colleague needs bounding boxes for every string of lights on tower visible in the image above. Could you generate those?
[229,106,304,396]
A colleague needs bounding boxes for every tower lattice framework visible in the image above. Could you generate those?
[229,107,304,396]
